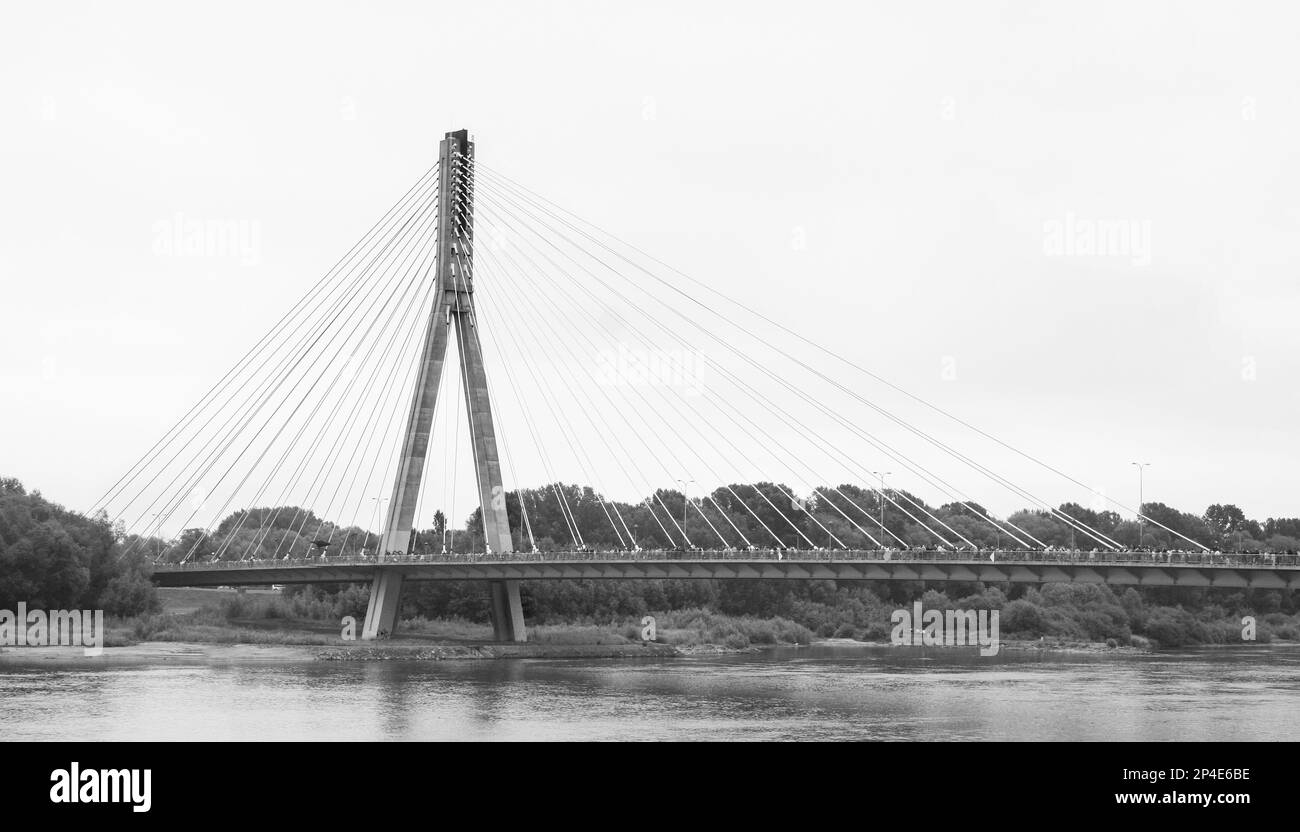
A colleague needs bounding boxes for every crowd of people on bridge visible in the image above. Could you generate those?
[184,542,1299,569]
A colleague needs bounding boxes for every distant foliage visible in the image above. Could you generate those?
[121,478,1300,562]
[0,478,158,615]
[7,474,1300,648]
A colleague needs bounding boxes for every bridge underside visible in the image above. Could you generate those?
[153,560,1300,589]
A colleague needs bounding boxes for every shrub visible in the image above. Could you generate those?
[1141,607,1206,648]
[861,621,891,641]
[1001,599,1044,637]
[1271,623,1299,641]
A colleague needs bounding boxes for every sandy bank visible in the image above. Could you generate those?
[0,642,321,666]
[814,637,1150,654]
[316,641,680,661]
[0,639,682,666]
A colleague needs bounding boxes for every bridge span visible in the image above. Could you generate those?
[153,549,1300,590]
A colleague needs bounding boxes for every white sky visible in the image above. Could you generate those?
[2,1,1298,529]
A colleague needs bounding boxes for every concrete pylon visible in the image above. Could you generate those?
[362,568,404,640]
[489,580,526,642]
[361,129,526,642]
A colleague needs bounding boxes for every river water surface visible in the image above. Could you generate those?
[2,644,1297,740]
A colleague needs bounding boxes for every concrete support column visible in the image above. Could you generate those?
[362,569,404,639]
[489,579,526,642]
[363,130,524,643]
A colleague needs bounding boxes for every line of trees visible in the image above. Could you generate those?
[3,474,1298,648]
[0,478,157,615]
[133,482,1300,562]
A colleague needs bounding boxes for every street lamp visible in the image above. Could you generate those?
[369,496,389,557]
[871,471,891,547]
[1130,462,1150,548]
[674,479,697,542]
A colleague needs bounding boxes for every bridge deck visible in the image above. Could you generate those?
[152,549,1300,589]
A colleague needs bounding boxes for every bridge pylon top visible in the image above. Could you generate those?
[444,128,472,155]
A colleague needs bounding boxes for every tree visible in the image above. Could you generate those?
[0,478,154,613]
[1204,504,1247,536]
[98,549,160,616]
[167,528,212,562]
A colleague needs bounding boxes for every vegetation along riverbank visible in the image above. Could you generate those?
[3,477,1299,660]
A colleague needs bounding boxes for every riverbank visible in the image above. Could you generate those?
[0,642,321,666]
[0,637,1136,666]
[0,639,681,666]
[316,641,679,661]
[816,636,1152,654]
[6,635,1292,667]
[94,590,818,655]
[46,587,1286,661]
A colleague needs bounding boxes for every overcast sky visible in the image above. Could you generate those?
[2,1,1298,528]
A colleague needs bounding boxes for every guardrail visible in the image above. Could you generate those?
[152,548,1300,571]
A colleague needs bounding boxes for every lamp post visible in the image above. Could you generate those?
[871,471,891,547]
[1130,462,1150,548]
[675,479,697,542]
[369,496,389,556]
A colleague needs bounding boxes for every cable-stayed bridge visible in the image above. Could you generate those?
[155,549,1300,588]
[94,130,1299,642]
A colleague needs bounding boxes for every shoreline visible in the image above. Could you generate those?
[315,641,680,661]
[8,637,1291,666]
[0,640,682,665]
[816,637,1152,655]
[62,587,1293,664]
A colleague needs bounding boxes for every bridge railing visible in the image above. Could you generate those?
[153,548,1300,571]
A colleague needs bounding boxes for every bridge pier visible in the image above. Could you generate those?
[363,571,524,642]
[362,569,404,639]
[489,579,527,642]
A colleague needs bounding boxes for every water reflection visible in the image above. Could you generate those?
[1,645,1297,741]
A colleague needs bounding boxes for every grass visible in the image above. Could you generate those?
[528,624,632,645]
[632,609,813,649]
[108,604,342,646]
[157,586,277,614]
[392,617,494,641]
[116,620,341,646]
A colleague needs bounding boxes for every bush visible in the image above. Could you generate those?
[1001,599,1044,637]
[99,571,160,617]
[861,621,891,641]
[1141,607,1206,648]
[650,609,812,647]
[1271,623,1299,641]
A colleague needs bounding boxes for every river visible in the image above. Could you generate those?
[2,644,1297,740]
